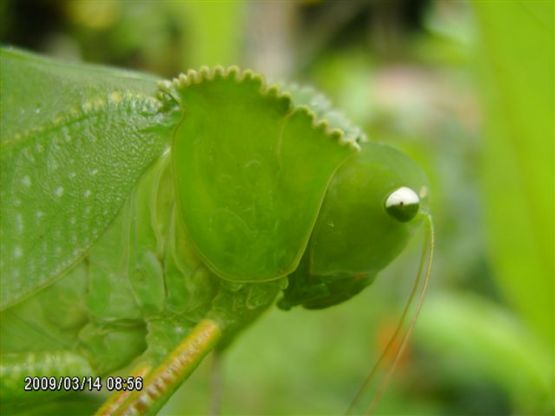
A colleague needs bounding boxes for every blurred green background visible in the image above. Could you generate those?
[1,0,553,415]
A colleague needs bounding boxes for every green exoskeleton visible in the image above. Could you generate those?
[0,48,433,415]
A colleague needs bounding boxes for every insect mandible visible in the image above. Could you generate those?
[0,47,434,415]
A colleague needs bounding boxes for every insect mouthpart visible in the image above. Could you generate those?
[385,186,420,222]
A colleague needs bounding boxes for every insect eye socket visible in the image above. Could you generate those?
[385,186,420,222]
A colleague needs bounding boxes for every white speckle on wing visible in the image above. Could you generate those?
[23,148,35,163]
[13,247,22,258]
[22,176,32,187]
[16,214,24,233]
[54,187,64,197]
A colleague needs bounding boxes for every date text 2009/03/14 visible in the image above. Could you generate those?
[23,376,143,392]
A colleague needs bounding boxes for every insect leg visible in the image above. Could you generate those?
[93,364,151,416]
[96,319,222,416]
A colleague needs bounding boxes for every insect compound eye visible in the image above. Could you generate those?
[385,186,420,222]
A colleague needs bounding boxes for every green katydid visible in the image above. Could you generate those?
[0,47,434,415]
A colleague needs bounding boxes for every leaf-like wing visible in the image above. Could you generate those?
[0,47,161,140]
[161,68,361,282]
[0,48,171,309]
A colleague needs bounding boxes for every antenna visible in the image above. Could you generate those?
[346,213,435,415]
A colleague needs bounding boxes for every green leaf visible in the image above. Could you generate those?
[472,0,554,350]
[171,1,247,67]
[417,294,553,413]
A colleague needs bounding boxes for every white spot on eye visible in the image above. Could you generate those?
[22,176,32,187]
[13,247,22,258]
[54,187,64,197]
[385,186,420,208]
[84,190,92,198]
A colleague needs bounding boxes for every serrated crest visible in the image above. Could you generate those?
[156,67,365,151]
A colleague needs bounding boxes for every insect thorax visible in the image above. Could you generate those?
[0,150,285,378]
